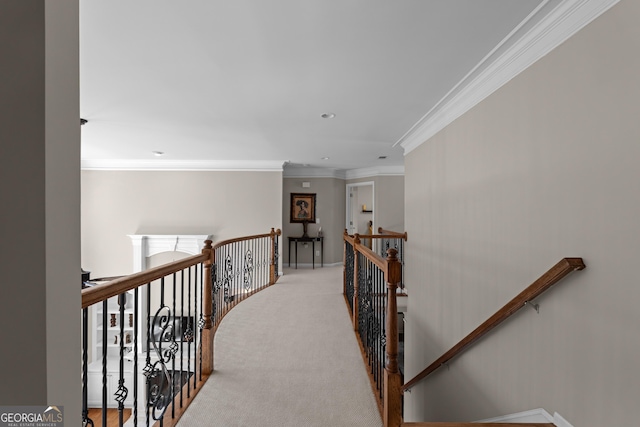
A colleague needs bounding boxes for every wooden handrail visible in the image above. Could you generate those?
[401,257,585,392]
[355,235,388,270]
[355,234,404,240]
[81,252,208,309]
[212,228,281,251]
[344,231,388,270]
[377,227,408,241]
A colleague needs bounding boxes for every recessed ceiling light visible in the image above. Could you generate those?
[152,151,165,157]
[321,113,336,119]
[321,157,330,160]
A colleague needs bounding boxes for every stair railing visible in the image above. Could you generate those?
[349,228,408,290]
[81,228,281,427]
[343,229,403,427]
[401,257,585,394]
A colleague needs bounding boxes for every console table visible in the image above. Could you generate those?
[288,236,324,269]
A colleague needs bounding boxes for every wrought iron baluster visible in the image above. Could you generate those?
[265,236,268,285]
[144,282,151,427]
[345,242,355,314]
[133,287,139,427]
[274,234,279,278]
[171,272,177,419]
[82,306,94,427]
[146,305,173,423]
[261,236,265,288]
[379,269,383,396]
[244,245,254,293]
[198,262,204,382]
[102,300,108,427]
[115,293,129,426]
[159,277,166,427]
[179,269,184,407]
[234,242,239,304]
[186,266,192,397]
[142,283,153,427]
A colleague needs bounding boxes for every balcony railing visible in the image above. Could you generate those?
[81,228,281,427]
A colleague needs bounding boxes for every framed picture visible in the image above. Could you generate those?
[290,193,316,223]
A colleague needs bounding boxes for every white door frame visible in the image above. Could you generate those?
[346,181,374,236]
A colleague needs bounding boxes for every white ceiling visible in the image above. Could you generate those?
[80,0,575,175]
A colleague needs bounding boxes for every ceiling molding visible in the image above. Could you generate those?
[283,167,346,179]
[283,165,405,180]
[81,158,287,171]
[344,166,405,180]
[397,0,620,155]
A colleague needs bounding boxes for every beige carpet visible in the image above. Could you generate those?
[177,266,383,427]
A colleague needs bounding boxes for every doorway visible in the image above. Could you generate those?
[346,182,374,239]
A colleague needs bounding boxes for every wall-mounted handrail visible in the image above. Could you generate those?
[401,258,585,393]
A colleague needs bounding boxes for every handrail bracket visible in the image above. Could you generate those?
[524,300,540,313]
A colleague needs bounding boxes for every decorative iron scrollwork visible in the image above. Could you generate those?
[274,238,280,275]
[114,381,128,404]
[183,326,194,342]
[224,254,233,303]
[144,305,178,420]
[198,314,205,330]
[243,249,254,290]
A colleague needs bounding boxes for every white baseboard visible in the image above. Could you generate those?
[476,408,573,426]
[476,408,553,423]
[553,411,575,427]
[283,262,342,269]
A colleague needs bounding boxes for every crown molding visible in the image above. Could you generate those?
[283,165,405,180]
[81,158,287,171]
[344,165,405,180]
[283,167,346,179]
[397,0,620,155]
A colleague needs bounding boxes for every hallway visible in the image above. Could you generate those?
[176,266,382,426]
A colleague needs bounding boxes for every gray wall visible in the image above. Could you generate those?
[282,177,346,266]
[0,0,80,418]
[82,170,282,278]
[404,1,638,425]
[347,175,405,233]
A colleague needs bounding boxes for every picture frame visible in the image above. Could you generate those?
[290,193,316,223]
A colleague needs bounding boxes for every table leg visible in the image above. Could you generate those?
[295,241,298,269]
[312,240,315,269]
[288,240,291,267]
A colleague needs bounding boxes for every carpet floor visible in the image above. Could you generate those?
[176,266,383,427]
